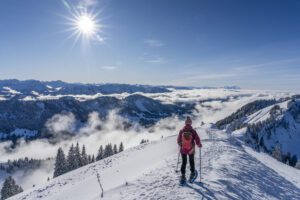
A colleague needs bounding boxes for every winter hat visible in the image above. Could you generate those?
[185,116,192,125]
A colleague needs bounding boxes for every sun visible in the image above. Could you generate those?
[64,8,104,45]
[76,14,96,36]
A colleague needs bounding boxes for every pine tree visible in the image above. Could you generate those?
[113,144,118,154]
[53,147,67,178]
[109,144,114,155]
[259,137,264,148]
[96,145,104,161]
[81,145,88,166]
[91,155,95,163]
[106,144,113,156]
[104,144,111,158]
[104,145,109,158]
[272,145,282,161]
[119,142,124,152]
[67,144,75,171]
[88,155,91,164]
[74,142,81,168]
[295,161,300,170]
[291,155,298,167]
[1,176,23,200]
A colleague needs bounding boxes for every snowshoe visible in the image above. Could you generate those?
[189,170,198,183]
[180,176,187,186]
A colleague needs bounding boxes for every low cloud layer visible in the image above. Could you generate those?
[0,111,180,162]
[46,112,76,135]
[1,89,292,162]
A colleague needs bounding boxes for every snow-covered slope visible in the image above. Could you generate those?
[9,128,300,200]
[216,96,300,167]
[245,100,289,124]
[245,99,300,161]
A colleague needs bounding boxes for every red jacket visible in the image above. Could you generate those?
[177,124,202,155]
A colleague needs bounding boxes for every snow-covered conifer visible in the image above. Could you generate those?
[1,176,23,200]
[74,142,81,168]
[272,145,282,161]
[119,142,124,152]
[113,144,118,154]
[96,145,104,161]
[67,144,75,171]
[81,145,88,166]
[53,147,67,178]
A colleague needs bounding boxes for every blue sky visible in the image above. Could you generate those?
[1,0,300,90]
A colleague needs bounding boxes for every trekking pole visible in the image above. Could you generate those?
[199,148,202,182]
[175,149,180,173]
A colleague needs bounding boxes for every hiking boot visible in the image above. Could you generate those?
[189,171,198,183]
[180,175,186,185]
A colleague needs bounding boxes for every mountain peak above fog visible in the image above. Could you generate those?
[0,79,170,96]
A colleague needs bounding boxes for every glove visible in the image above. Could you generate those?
[198,143,202,148]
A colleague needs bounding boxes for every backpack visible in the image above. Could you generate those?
[181,131,193,151]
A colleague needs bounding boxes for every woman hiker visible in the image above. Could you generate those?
[177,116,202,184]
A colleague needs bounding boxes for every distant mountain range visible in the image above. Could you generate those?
[0,79,241,99]
[0,79,170,97]
[0,79,241,142]
[0,94,193,142]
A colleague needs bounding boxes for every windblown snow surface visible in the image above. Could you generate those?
[10,125,300,200]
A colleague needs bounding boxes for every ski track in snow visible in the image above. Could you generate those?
[9,128,300,200]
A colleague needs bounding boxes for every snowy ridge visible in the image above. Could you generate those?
[245,99,300,159]
[245,100,289,124]
[9,128,300,200]
[2,87,22,95]
[0,79,170,99]
[216,96,300,167]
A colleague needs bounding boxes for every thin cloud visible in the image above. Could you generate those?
[101,66,117,70]
[145,57,166,64]
[170,72,238,86]
[234,58,299,71]
[144,39,164,47]
[178,73,237,84]
[190,73,237,80]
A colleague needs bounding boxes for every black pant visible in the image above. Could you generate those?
[181,154,195,176]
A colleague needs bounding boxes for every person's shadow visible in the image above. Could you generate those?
[185,181,217,200]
